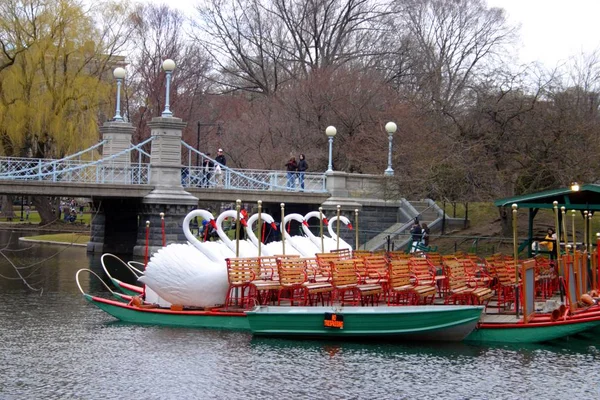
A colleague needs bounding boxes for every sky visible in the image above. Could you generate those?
[159,0,600,69]
[486,0,600,67]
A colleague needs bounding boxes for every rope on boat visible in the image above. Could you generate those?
[126,261,145,277]
[101,253,143,281]
[75,268,121,298]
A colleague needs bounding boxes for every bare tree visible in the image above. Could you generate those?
[125,4,213,147]
[194,0,390,95]
[390,0,517,113]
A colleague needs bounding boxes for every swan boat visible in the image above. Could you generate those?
[79,261,600,343]
[75,271,600,343]
[77,269,484,339]
[83,209,600,343]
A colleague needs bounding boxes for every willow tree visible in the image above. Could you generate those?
[0,0,131,223]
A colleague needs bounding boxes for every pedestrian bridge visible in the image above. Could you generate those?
[0,137,328,198]
[0,117,421,255]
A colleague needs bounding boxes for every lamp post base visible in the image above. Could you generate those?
[384,168,394,176]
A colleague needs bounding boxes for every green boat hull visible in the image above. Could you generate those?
[85,295,250,330]
[465,320,600,344]
[245,305,484,341]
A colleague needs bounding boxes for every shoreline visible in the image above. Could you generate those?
[18,237,87,247]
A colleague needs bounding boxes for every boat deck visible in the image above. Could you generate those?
[480,314,520,324]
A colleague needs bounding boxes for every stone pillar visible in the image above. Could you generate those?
[132,116,199,256]
[87,201,105,253]
[99,121,134,163]
[87,121,135,252]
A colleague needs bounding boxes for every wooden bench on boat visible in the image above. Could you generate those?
[331,248,353,259]
[225,257,261,308]
[408,258,437,304]
[363,255,390,290]
[352,250,373,259]
[330,259,383,306]
[387,259,432,305]
[277,258,333,306]
[444,260,493,306]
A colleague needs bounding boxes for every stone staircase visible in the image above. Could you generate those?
[363,199,446,251]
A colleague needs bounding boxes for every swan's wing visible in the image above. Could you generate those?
[140,244,228,307]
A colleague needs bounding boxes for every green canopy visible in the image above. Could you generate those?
[495,184,600,256]
[494,184,600,211]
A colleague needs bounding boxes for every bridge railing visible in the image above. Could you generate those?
[181,141,327,193]
[0,138,152,184]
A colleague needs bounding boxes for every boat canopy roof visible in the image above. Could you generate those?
[494,184,600,211]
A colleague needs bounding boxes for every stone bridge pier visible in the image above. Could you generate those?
[88,115,199,255]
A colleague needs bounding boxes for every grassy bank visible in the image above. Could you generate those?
[24,232,90,244]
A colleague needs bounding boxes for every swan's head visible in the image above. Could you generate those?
[270,222,278,230]
[338,216,353,230]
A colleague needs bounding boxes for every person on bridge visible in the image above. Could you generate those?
[285,156,297,190]
[202,154,214,187]
[215,149,226,186]
[297,154,308,191]
[215,149,226,166]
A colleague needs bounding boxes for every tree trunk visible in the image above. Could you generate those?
[1,195,15,221]
[499,206,511,237]
[32,196,60,225]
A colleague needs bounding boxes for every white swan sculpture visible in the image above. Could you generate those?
[214,209,264,257]
[302,211,331,253]
[263,213,306,256]
[138,209,230,308]
[325,215,353,252]
[184,210,235,262]
[241,212,278,256]
[139,243,229,307]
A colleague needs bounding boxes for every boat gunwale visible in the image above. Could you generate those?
[244,305,484,316]
[88,295,247,317]
[478,313,600,329]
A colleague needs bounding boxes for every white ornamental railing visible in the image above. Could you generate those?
[0,138,152,185]
[181,141,327,193]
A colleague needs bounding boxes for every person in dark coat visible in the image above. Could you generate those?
[285,157,297,189]
[202,153,214,187]
[297,154,308,190]
[409,220,422,253]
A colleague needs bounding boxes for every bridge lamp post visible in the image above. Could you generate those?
[325,125,337,173]
[112,67,126,122]
[161,59,176,117]
[384,121,397,176]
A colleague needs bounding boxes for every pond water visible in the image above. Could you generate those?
[0,230,598,399]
